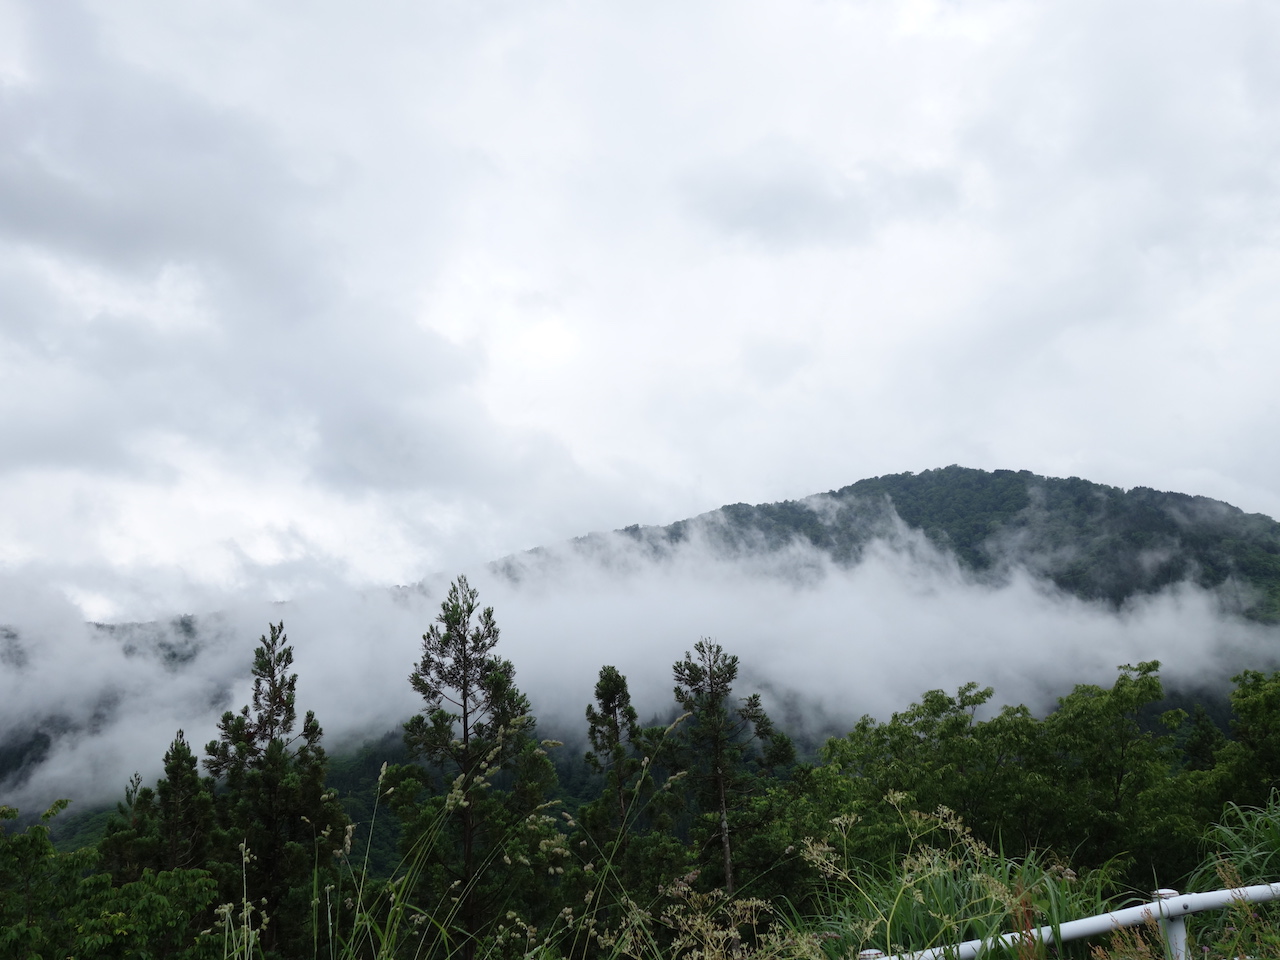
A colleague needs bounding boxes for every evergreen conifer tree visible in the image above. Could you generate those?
[393,575,559,960]
[584,665,643,841]
[577,665,690,910]
[157,731,215,873]
[100,730,215,884]
[98,772,160,884]
[673,639,793,896]
[203,622,348,958]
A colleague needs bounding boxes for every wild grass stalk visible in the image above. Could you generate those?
[216,841,268,959]
[228,748,1280,960]
[794,796,1119,959]
[1177,796,1280,959]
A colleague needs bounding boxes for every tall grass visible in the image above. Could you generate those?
[216,759,464,960]
[209,783,1280,959]
[212,788,1131,960]
[1176,792,1280,958]
[792,796,1122,959]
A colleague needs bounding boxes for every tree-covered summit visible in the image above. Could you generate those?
[588,465,1280,621]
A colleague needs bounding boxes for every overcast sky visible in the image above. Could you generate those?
[3,0,1280,623]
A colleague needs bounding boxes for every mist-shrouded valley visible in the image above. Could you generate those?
[4,465,1279,816]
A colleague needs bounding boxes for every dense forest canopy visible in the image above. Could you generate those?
[588,467,1280,621]
[7,580,1280,957]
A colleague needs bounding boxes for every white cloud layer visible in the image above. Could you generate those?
[3,520,1275,812]
[2,1,1280,804]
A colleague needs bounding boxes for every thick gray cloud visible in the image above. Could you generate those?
[1,0,1279,750]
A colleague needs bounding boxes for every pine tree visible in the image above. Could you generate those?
[98,773,159,884]
[673,639,793,896]
[156,731,214,872]
[203,622,348,958]
[394,575,558,960]
[584,665,644,841]
[577,665,690,911]
[99,731,215,884]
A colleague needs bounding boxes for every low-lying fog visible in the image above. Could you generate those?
[2,511,1276,813]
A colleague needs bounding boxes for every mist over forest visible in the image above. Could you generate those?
[7,5,1280,953]
[4,466,1278,815]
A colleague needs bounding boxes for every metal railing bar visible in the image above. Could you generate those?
[876,882,1280,960]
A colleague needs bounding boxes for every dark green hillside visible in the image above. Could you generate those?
[832,466,1035,567]
[844,467,1280,618]
[616,466,1280,621]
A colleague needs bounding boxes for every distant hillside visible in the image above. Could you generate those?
[10,465,1280,807]
[517,466,1280,622]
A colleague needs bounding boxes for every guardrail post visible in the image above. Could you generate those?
[1154,889,1187,960]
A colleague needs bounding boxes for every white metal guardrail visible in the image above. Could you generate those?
[857,882,1280,960]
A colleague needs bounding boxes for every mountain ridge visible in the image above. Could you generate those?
[500,465,1280,621]
[8,464,1280,819]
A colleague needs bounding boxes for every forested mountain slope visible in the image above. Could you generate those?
[12,471,1280,959]
[8,466,1280,826]
[516,466,1280,621]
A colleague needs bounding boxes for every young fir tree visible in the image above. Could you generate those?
[97,772,160,884]
[576,665,690,908]
[583,665,644,842]
[392,575,559,960]
[99,730,215,883]
[203,622,348,958]
[156,730,215,873]
[673,639,793,896]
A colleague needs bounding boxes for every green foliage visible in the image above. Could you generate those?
[1178,703,1227,773]
[814,663,1204,886]
[25,591,1280,959]
[623,465,1280,620]
[1192,794,1280,889]
[1215,668,1280,806]
[834,466,1035,570]
[1043,661,1183,871]
[1,800,95,956]
[583,665,644,841]
[2,802,218,959]
[67,868,220,960]
[672,639,795,897]
[100,730,216,884]
[327,731,408,879]
[570,671,694,933]
[817,683,1057,873]
[98,771,161,883]
[579,667,685,871]
[1175,796,1280,957]
[799,801,1120,959]
[835,467,1280,615]
[392,575,562,959]
[202,621,350,958]
[48,805,114,854]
